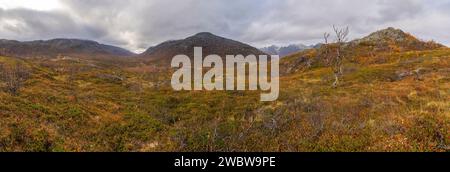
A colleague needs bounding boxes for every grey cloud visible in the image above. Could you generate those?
[0,8,106,41]
[374,0,423,23]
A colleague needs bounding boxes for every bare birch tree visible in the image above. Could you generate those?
[321,25,349,88]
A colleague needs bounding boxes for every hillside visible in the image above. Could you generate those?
[350,27,444,52]
[281,27,446,74]
[0,39,135,58]
[141,32,266,64]
[0,28,449,152]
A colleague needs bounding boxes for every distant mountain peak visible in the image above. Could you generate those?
[260,44,314,57]
[351,27,444,51]
[359,27,414,43]
[187,32,227,41]
[141,32,266,63]
[194,32,215,37]
[382,27,401,32]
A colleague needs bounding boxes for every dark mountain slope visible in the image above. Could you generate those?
[141,32,266,64]
[0,38,135,58]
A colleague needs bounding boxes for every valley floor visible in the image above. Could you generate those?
[0,49,449,151]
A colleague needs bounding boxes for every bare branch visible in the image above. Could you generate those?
[323,32,330,44]
[333,25,349,43]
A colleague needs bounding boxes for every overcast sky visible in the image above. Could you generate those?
[0,0,449,52]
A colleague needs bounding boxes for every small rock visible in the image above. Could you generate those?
[394,70,412,81]
[96,73,124,83]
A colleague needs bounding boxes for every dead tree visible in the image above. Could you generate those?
[321,25,349,88]
[0,63,30,95]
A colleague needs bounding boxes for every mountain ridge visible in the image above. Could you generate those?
[140,32,267,64]
[260,44,315,57]
[0,38,136,58]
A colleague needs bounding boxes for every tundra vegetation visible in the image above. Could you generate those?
[0,28,449,152]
